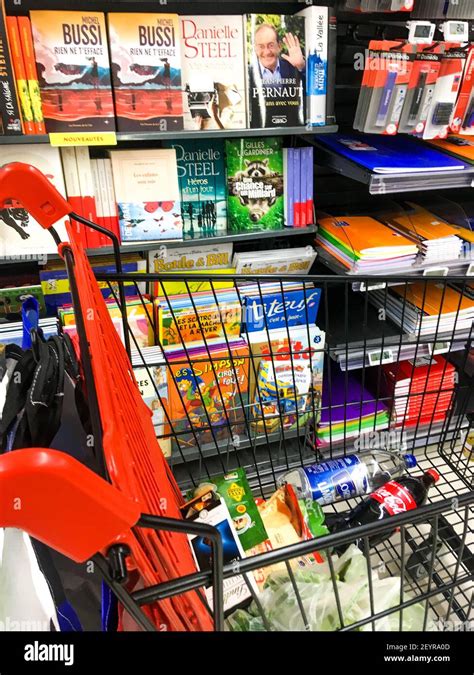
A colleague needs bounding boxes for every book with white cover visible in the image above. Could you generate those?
[109,149,183,242]
[0,145,68,256]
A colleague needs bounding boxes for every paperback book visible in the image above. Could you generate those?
[226,137,284,231]
[0,2,22,135]
[180,15,246,130]
[108,13,183,132]
[162,139,227,235]
[30,10,115,133]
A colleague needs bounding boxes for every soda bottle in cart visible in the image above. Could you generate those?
[331,469,440,555]
[278,451,418,506]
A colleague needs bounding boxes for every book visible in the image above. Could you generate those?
[0,145,68,256]
[60,147,88,248]
[245,14,306,128]
[165,337,250,449]
[0,283,46,318]
[180,15,246,130]
[17,17,46,134]
[232,247,317,274]
[156,287,241,347]
[0,1,22,135]
[108,13,183,132]
[5,17,35,134]
[252,324,325,433]
[109,149,183,242]
[75,146,101,248]
[296,6,329,127]
[132,357,170,458]
[29,10,115,133]
[226,137,284,231]
[0,316,57,347]
[162,139,227,235]
[304,146,314,225]
[314,132,469,174]
[241,284,321,333]
[149,242,233,273]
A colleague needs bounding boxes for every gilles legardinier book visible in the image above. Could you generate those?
[108,13,183,132]
[162,139,227,235]
[29,11,115,133]
[180,15,246,130]
[245,14,306,128]
[226,137,284,231]
[109,149,183,242]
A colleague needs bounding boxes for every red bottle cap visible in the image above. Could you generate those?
[426,469,440,483]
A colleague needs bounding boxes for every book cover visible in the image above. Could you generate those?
[297,6,328,127]
[133,364,170,458]
[17,17,46,134]
[226,137,284,231]
[30,10,115,133]
[6,17,35,134]
[242,286,321,333]
[0,144,68,256]
[149,242,233,273]
[166,338,249,449]
[0,2,22,135]
[246,14,306,128]
[0,284,46,317]
[180,15,246,130]
[109,149,183,242]
[162,139,227,235]
[108,13,183,132]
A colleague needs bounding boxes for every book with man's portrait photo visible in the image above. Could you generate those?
[245,14,306,129]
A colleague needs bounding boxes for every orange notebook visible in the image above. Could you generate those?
[428,136,474,164]
[385,205,463,241]
[393,282,474,316]
[17,16,46,134]
[318,215,417,256]
[5,17,35,134]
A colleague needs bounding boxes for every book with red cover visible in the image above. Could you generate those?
[6,17,35,134]
[17,16,46,134]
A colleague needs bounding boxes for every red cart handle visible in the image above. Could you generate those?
[0,448,140,562]
[0,162,72,229]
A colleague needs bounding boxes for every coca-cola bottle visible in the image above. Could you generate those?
[331,469,440,554]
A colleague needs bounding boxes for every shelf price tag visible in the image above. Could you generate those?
[49,132,117,147]
[358,281,387,292]
[367,348,394,367]
[428,341,451,356]
[466,263,474,277]
[423,267,449,277]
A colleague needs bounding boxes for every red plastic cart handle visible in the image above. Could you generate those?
[0,162,72,229]
[0,448,140,562]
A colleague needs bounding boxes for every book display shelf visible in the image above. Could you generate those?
[0,0,474,648]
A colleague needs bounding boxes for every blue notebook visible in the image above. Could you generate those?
[314,132,469,174]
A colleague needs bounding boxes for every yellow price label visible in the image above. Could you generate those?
[49,131,117,147]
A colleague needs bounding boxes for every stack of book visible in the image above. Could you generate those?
[316,215,419,273]
[369,283,474,337]
[0,316,57,347]
[383,204,464,263]
[232,247,317,275]
[316,366,390,446]
[382,355,456,429]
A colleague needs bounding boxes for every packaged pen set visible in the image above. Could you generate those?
[341,0,414,12]
[355,40,473,139]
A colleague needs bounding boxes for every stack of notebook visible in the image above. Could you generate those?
[316,215,419,273]
[369,283,474,337]
[383,204,463,263]
[0,317,58,347]
[317,365,389,445]
[382,355,456,429]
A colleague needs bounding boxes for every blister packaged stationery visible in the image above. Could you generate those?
[355,40,415,135]
[398,43,443,135]
[451,46,474,135]
[342,0,414,11]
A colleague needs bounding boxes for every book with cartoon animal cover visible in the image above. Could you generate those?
[226,137,284,231]
[252,324,325,433]
[133,361,170,457]
[0,144,68,256]
[179,15,246,130]
[29,10,115,133]
[109,148,183,242]
[165,337,249,450]
[156,288,241,346]
[107,13,183,132]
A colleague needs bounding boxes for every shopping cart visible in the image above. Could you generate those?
[1,162,473,631]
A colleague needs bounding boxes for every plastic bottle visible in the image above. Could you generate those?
[332,469,440,554]
[278,451,418,506]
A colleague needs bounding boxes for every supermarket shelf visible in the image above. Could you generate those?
[316,247,474,290]
[307,141,474,195]
[0,125,338,146]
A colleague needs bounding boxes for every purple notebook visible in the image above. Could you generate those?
[320,367,387,425]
